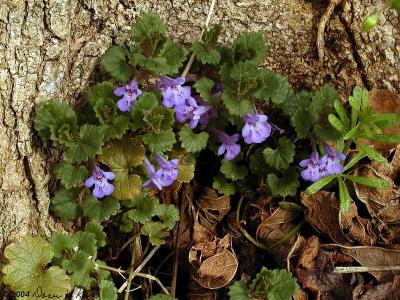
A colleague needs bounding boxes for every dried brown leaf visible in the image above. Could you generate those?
[353,275,400,300]
[256,207,300,266]
[354,163,399,224]
[301,191,349,244]
[296,236,360,300]
[338,245,400,282]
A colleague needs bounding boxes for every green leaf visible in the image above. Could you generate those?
[334,100,350,128]
[55,161,90,189]
[179,125,209,153]
[143,106,175,131]
[50,188,81,220]
[263,137,295,170]
[51,232,78,259]
[73,231,97,256]
[88,81,115,107]
[140,222,169,246]
[311,84,337,113]
[338,177,350,212]
[126,192,158,224]
[357,142,387,164]
[249,148,270,177]
[143,130,176,153]
[340,174,390,189]
[233,32,267,64]
[61,251,96,289]
[278,201,304,212]
[367,133,400,143]
[2,235,71,297]
[97,280,118,300]
[101,115,131,141]
[99,137,145,200]
[255,69,291,104]
[66,125,105,163]
[130,12,166,43]
[220,159,248,181]
[221,91,252,117]
[148,294,177,300]
[158,40,188,74]
[267,169,299,197]
[193,77,215,103]
[84,223,107,248]
[292,106,318,139]
[34,101,78,146]
[213,174,236,196]
[305,175,337,195]
[202,24,223,46]
[155,204,180,230]
[249,267,299,300]
[328,114,347,133]
[100,46,134,82]
[343,151,366,171]
[177,161,195,183]
[192,42,221,65]
[228,281,252,300]
[82,195,120,222]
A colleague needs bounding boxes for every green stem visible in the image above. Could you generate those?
[236,195,269,251]
[270,220,305,249]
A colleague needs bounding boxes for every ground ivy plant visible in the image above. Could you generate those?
[1,10,399,300]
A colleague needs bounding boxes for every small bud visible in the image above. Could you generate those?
[391,0,400,11]
[361,14,379,32]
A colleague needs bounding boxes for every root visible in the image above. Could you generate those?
[317,0,343,62]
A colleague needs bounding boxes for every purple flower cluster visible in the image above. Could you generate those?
[242,113,271,144]
[114,79,143,112]
[299,145,346,182]
[158,76,214,129]
[85,164,116,198]
[143,155,179,190]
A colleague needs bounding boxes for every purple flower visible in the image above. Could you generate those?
[199,106,218,125]
[214,129,241,160]
[242,113,272,144]
[174,97,211,129]
[320,144,346,176]
[114,79,143,112]
[157,76,191,108]
[142,158,164,190]
[299,148,326,182]
[85,164,116,198]
[142,156,179,190]
[155,155,179,186]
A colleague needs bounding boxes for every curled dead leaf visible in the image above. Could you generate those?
[354,151,400,224]
[301,191,349,244]
[256,207,300,266]
[189,234,238,290]
[197,188,231,227]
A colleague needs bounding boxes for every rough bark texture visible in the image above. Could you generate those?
[0,0,398,252]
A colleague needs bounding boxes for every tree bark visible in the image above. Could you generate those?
[0,0,398,252]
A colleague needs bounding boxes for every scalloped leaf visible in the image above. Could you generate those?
[2,235,71,298]
[262,137,295,170]
[143,130,176,154]
[82,195,120,222]
[99,137,145,200]
[267,169,299,197]
[55,162,90,189]
[178,125,209,153]
[100,46,134,82]
[50,188,81,221]
[61,251,96,289]
[220,160,248,181]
